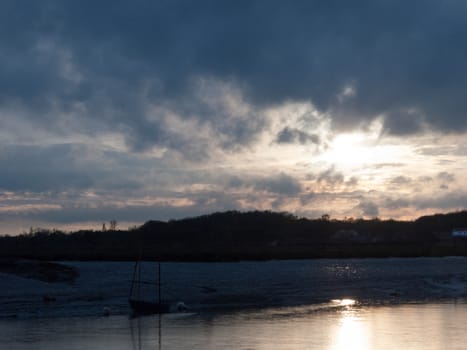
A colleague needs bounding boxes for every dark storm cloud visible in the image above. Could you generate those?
[253,173,302,196]
[0,144,148,192]
[382,109,426,135]
[308,167,357,188]
[1,0,467,155]
[383,189,467,212]
[0,202,197,224]
[414,191,467,210]
[390,176,412,186]
[315,167,345,186]
[0,145,94,191]
[0,189,240,225]
[224,173,303,196]
[356,200,380,218]
[276,127,320,145]
[383,197,411,210]
[436,171,456,190]
[436,172,455,183]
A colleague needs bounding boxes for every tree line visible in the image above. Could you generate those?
[1,210,467,261]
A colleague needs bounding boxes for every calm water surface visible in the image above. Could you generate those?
[1,257,467,349]
[1,303,467,349]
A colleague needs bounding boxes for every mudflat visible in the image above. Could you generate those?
[0,259,79,283]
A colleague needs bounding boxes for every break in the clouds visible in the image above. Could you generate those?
[1,0,467,233]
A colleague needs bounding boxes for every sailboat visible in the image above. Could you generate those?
[128,260,172,314]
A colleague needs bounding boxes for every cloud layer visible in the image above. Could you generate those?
[1,1,467,233]
[2,1,467,148]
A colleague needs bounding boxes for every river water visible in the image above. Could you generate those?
[1,257,467,349]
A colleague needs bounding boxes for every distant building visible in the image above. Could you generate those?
[432,231,452,241]
[452,229,467,237]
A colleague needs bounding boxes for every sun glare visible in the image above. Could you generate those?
[331,310,370,350]
[332,299,356,307]
[318,131,409,172]
[321,133,377,166]
[328,299,369,350]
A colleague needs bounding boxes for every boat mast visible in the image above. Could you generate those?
[129,259,139,300]
[158,261,161,306]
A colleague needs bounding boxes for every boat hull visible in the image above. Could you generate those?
[129,299,171,314]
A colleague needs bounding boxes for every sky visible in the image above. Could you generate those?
[1,0,467,234]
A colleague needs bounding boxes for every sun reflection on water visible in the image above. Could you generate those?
[332,298,356,307]
[329,300,370,350]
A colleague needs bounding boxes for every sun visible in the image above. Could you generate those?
[323,133,376,166]
[318,130,407,171]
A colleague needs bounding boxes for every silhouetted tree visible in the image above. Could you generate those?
[110,220,117,231]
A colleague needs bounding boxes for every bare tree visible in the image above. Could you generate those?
[109,220,117,231]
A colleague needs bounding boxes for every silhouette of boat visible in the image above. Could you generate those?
[128,260,172,314]
[129,298,172,314]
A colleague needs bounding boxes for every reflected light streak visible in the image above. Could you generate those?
[332,298,356,307]
[330,303,370,350]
